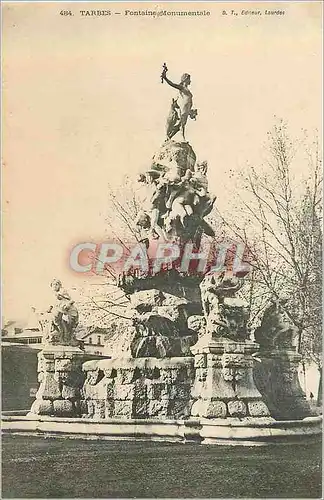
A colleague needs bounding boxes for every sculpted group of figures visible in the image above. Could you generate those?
[129,271,297,357]
[136,158,216,241]
[36,273,296,352]
[194,273,296,347]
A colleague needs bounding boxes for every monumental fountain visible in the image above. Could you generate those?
[2,66,321,445]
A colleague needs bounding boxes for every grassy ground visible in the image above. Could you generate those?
[2,435,322,498]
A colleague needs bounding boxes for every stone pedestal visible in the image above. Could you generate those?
[253,349,313,420]
[190,340,270,419]
[28,346,85,417]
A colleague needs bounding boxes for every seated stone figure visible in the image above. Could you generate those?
[135,141,216,242]
[199,272,249,342]
[42,279,79,346]
[254,297,297,350]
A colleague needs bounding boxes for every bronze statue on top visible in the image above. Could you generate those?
[161,63,197,142]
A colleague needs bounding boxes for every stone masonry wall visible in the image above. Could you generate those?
[81,357,195,420]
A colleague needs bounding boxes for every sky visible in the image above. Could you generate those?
[2,1,322,320]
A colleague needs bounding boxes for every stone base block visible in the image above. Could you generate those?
[227,400,247,417]
[204,401,227,419]
[148,400,169,417]
[114,401,133,418]
[29,399,54,416]
[40,373,61,401]
[168,400,192,419]
[93,400,106,419]
[62,385,81,400]
[53,400,74,417]
[248,400,270,417]
[133,398,149,418]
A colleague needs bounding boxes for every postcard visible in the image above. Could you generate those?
[2,2,322,498]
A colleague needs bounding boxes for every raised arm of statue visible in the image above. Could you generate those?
[163,75,182,91]
[161,65,182,91]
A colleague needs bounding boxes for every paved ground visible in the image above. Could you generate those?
[2,435,322,498]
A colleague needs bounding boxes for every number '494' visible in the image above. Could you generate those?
[60,10,73,16]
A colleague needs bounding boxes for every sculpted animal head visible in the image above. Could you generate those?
[171,98,179,110]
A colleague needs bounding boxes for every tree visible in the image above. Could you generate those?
[216,121,322,401]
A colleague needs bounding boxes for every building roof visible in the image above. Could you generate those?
[8,329,43,339]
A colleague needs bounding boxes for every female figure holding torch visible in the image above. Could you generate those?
[161,64,196,142]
